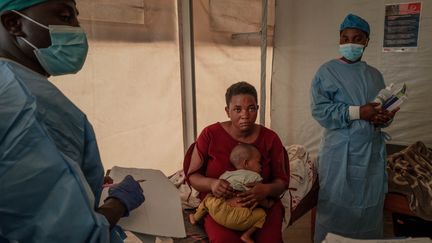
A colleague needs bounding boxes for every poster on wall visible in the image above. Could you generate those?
[383,2,422,52]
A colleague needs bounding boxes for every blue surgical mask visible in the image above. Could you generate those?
[339,43,364,62]
[12,10,88,76]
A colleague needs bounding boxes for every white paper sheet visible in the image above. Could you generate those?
[101,166,186,238]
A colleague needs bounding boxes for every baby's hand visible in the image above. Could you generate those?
[210,179,234,198]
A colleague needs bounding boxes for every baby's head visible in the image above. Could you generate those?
[229,143,261,173]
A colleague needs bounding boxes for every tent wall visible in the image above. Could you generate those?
[192,0,275,133]
[50,0,275,175]
[52,0,184,176]
[271,0,432,157]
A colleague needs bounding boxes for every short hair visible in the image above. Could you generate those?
[229,143,260,169]
[225,81,258,107]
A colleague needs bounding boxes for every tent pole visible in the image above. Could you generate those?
[178,0,197,153]
[260,0,269,125]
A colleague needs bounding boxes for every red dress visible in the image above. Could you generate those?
[187,123,289,243]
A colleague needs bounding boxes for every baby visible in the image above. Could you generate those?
[189,143,273,243]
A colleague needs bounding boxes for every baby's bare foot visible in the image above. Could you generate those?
[240,234,254,243]
[189,214,197,225]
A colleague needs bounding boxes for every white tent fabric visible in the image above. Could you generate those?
[50,0,276,175]
[193,0,275,132]
[271,0,432,157]
[52,0,184,175]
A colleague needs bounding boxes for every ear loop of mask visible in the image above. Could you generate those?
[17,35,38,49]
[11,10,49,30]
[11,10,49,50]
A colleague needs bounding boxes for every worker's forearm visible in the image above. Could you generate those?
[96,198,126,229]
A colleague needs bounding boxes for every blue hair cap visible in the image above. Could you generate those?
[340,14,370,35]
[0,0,48,12]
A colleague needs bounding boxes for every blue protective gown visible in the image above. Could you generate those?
[310,59,387,242]
[0,58,122,243]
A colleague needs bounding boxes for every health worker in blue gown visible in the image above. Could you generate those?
[310,14,399,242]
[0,1,144,242]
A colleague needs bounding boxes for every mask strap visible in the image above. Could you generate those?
[18,36,38,49]
[11,10,49,30]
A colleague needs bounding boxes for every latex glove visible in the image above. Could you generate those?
[107,175,145,216]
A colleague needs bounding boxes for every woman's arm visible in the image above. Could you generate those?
[264,178,287,197]
[259,198,275,209]
[188,146,234,198]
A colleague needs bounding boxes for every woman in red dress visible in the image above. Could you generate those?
[186,81,289,243]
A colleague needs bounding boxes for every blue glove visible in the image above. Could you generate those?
[107,175,145,216]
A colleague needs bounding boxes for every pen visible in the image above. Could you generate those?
[102,179,146,188]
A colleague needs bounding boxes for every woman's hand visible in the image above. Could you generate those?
[210,179,234,198]
[236,182,270,208]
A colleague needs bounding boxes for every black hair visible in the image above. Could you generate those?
[225,81,258,107]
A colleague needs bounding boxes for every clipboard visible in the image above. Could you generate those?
[100,166,186,238]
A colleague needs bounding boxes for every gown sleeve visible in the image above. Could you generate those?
[82,119,105,207]
[310,67,352,130]
[0,72,111,242]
